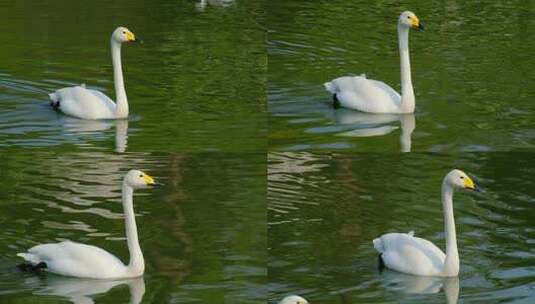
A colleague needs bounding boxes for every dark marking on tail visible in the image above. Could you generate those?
[378,253,385,272]
[333,94,341,109]
[50,100,60,110]
[17,262,47,272]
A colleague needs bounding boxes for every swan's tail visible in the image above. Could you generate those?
[372,237,384,253]
[16,253,47,272]
[48,92,59,102]
[48,92,61,109]
[17,252,41,265]
[324,81,336,94]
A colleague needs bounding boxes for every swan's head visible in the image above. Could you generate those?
[112,27,139,43]
[444,169,476,191]
[124,170,156,189]
[399,11,425,31]
[279,295,309,304]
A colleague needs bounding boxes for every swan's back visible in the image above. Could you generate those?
[374,232,446,276]
[18,241,127,278]
[325,76,402,113]
[50,86,117,120]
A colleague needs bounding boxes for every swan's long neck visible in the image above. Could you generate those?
[397,24,415,113]
[122,183,144,276]
[441,181,459,276]
[111,40,128,118]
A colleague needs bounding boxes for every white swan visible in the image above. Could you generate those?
[373,169,476,277]
[279,295,309,304]
[49,27,139,119]
[17,170,155,279]
[324,11,424,113]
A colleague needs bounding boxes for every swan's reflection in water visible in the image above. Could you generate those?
[195,0,234,11]
[380,271,459,304]
[308,109,415,152]
[58,117,129,153]
[114,120,128,153]
[25,276,145,304]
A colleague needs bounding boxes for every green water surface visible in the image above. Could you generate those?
[0,151,266,303]
[268,152,535,303]
[268,0,535,152]
[0,0,266,152]
[2,1,535,303]
[0,0,266,303]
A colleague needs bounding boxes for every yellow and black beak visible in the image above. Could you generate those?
[411,17,425,31]
[126,31,142,43]
[143,173,156,186]
[463,176,477,191]
[125,31,136,42]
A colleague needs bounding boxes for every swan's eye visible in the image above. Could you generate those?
[460,176,464,179]
[123,31,126,34]
[407,16,411,19]
[139,174,143,178]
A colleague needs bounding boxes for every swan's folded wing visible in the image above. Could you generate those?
[86,89,115,105]
[328,76,402,113]
[365,79,401,102]
[86,88,117,113]
[18,242,75,265]
[406,236,446,262]
[328,76,400,101]
[54,86,113,105]
[26,241,120,263]
[378,233,446,275]
[52,86,117,119]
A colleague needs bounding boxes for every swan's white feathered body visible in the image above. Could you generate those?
[373,169,476,277]
[324,11,424,114]
[17,170,156,279]
[325,75,402,113]
[49,26,138,120]
[373,232,446,276]
[50,86,118,120]
[18,241,130,279]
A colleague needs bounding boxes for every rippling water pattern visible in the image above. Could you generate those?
[268,1,535,152]
[4,0,535,303]
[0,0,265,302]
[0,151,265,303]
[268,152,535,303]
[0,0,265,152]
